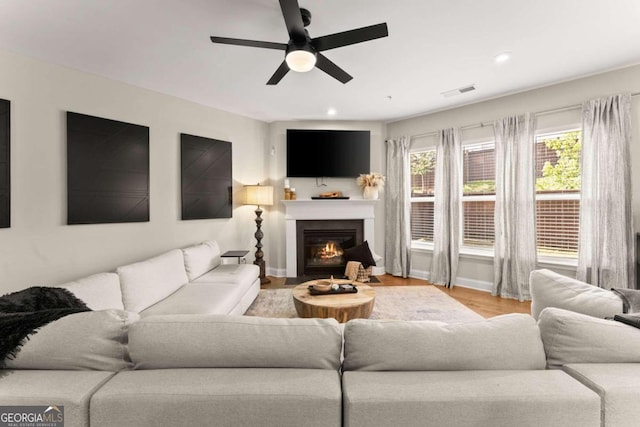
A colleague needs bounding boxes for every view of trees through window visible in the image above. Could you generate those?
[410,150,436,242]
[409,129,582,258]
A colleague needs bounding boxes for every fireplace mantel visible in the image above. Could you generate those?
[283,199,379,277]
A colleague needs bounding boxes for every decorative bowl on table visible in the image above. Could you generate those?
[312,281,332,292]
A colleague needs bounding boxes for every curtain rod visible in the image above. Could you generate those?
[410,91,640,139]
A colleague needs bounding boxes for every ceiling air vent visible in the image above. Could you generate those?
[441,84,476,98]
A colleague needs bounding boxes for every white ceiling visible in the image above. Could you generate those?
[1,0,640,123]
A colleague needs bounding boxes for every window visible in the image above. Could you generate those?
[535,130,581,258]
[410,149,436,243]
[410,128,582,262]
[462,142,496,249]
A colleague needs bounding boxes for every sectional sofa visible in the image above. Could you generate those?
[530,268,640,427]
[1,262,637,426]
[54,239,261,316]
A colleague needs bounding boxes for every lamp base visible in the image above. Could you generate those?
[254,259,271,285]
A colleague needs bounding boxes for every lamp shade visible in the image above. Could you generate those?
[244,185,274,207]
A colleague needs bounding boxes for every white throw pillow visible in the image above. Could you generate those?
[57,272,124,310]
[117,249,188,312]
[181,240,221,281]
[343,313,546,371]
[5,309,139,371]
[529,269,622,320]
[538,307,640,367]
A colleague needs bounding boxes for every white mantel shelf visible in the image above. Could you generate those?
[282,199,379,220]
[283,198,379,277]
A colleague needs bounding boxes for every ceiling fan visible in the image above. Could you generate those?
[210,0,388,85]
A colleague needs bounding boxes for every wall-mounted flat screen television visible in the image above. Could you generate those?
[286,129,370,178]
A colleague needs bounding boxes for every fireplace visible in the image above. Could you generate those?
[296,220,364,276]
[283,199,379,278]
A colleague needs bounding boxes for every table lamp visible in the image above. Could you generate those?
[244,183,274,284]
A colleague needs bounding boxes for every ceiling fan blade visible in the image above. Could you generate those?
[279,0,306,42]
[210,36,287,50]
[312,23,388,51]
[315,53,352,84]
[267,61,291,85]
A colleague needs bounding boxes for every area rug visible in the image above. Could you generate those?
[245,286,484,323]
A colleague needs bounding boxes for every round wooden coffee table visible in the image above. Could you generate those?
[292,279,376,323]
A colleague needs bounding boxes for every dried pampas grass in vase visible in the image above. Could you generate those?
[357,173,385,200]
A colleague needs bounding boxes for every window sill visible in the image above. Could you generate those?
[411,242,578,269]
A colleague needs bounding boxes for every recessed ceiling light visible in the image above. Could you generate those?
[327,108,337,116]
[494,52,511,63]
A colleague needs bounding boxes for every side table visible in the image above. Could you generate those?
[221,250,249,264]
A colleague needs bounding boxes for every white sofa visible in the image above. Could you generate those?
[56,240,260,316]
[531,268,640,427]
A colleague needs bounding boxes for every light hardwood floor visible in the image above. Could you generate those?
[264,274,531,319]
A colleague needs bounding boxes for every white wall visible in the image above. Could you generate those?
[265,120,387,277]
[0,51,269,293]
[387,64,640,290]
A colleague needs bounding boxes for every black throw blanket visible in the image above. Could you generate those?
[0,286,90,368]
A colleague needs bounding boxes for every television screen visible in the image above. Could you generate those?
[286,129,370,178]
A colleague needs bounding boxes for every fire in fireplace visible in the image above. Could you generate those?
[296,219,364,276]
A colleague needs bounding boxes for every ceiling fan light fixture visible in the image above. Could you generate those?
[285,48,317,72]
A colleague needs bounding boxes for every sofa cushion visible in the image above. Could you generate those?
[192,263,259,286]
[530,268,622,319]
[129,314,343,370]
[140,283,247,316]
[0,370,115,427]
[343,313,546,371]
[562,363,640,427]
[91,369,342,427]
[57,272,124,311]
[4,309,138,371]
[117,249,188,312]
[538,307,640,367]
[181,240,221,281]
[342,370,600,427]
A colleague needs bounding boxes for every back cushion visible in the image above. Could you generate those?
[181,240,221,281]
[129,314,343,370]
[538,307,640,368]
[57,272,124,311]
[343,314,546,371]
[5,310,139,371]
[117,249,188,312]
[530,269,622,319]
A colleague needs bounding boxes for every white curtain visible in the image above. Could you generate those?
[430,128,462,288]
[385,136,412,277]
[493,113,537,301]
[577,93,634,289]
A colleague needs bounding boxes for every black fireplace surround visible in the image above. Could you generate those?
[296,220,364,277]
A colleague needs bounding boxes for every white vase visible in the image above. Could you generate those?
[363,186,379,200]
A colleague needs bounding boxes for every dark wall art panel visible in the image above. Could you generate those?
[0,99,9,228]
[181,133,232,220]
[67,112,149,225]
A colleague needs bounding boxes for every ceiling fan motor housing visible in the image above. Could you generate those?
[300,8,311,27]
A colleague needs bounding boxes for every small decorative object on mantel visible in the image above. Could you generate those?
[357,172,385,200]
[311,191,350,200]
[319,191,343,198]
